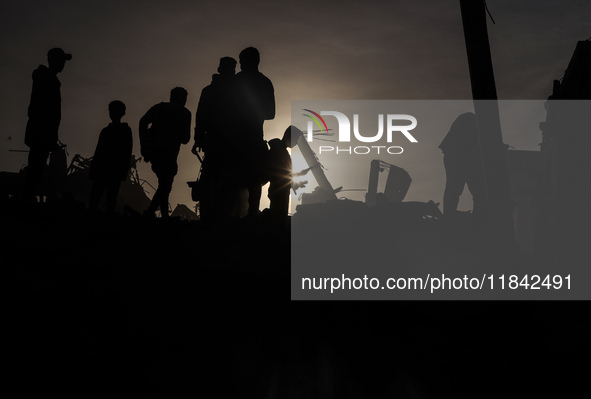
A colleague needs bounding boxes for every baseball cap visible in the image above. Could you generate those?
[47,48,72,61]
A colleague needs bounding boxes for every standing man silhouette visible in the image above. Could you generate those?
[23,47,72,201]
[439,112,486,218]
[235,47,275,218]
[140,87,191,218]
[192,57,238,221]
[264,126,309,219]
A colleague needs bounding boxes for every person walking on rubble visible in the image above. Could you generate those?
[234,47,275,218]
[192,57,239,221]
[23,47,72,201]
[263,126,309,219]
[439,112,486,218]
[88,100,133,214]
[140,87,191,218]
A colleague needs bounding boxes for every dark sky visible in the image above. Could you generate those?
[1,0,590,211]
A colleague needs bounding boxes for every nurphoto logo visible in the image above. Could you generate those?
[302,109,418,155]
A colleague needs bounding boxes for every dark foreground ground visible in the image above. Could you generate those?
[2,198,590,398]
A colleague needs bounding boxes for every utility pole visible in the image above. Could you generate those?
[459,0,516,253]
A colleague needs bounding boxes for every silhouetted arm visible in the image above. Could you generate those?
[262,76,275,121]
[193,88,210,153]
[139,110,152,138]
[124,126,133,179]
[181,109,191,145]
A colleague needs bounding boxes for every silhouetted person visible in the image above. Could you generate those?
[234,47,275,218]
[192,57,238,221]
[439,112,485,217]
[88,100,133,214]
[23,48,72,201]
[264,126,308,219]
[140,87,191,218]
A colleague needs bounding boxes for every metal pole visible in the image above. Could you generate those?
[459,0,516,252]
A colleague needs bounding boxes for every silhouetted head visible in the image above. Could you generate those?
[170,87,188,106]
[218,57,237,76]
[283,125,302,148]
[453,112,477,138]
[239,47,260,72]
[47,47,72,74]
[268,138,286,150]
[108,100,126,123]
[456,112,476,125]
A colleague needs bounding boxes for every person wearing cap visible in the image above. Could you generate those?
[23,47,72,201]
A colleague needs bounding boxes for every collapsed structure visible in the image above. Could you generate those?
[291,126,442,222]
[0,147,193,217]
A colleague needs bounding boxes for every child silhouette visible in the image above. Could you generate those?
[88,100,133,213]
